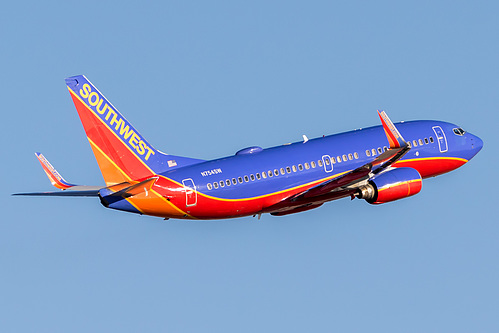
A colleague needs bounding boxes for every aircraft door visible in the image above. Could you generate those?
[182,178,197,207]
[432,126,448,153]
[322,155,334,173]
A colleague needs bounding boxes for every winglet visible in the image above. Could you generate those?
[377,110,406,148]
[35,153,76,190]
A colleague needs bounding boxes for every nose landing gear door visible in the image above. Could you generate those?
[182,178,197,207]
[432,126,448,153]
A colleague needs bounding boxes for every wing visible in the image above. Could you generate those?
[265,111,410,215]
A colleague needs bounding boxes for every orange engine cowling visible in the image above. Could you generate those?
[357,167,422,204]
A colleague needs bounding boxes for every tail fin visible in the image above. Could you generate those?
[65,75,204,186]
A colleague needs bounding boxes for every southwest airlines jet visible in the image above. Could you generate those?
[15,75,483,219]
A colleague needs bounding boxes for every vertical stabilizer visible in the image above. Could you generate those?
[65,75,204,185]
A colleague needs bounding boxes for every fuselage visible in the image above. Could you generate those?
[109,120,482,219]
[17,76,484,221]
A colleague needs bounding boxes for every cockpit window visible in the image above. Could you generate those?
[453,128,466,136]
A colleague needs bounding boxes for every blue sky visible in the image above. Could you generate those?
[1,1,498,332]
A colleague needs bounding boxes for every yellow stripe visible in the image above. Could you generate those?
[398,156,468,163]
[161,170,352,203]
[88,137,130,182]
[184,156,467,203]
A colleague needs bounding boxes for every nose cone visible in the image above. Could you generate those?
[471,134,483,151]
[468,133,483,159]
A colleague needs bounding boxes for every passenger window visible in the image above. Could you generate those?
[342,154,347,162]
[298,164,303,171]
[244,175,249,182]
[305,162,310,169]
[318,160,323,167]
[274,169,279,176]
[232,178,237,185]
[366,150,371,157]
[354,152,359,159]
[413,140,418,147]
[219,181,225,188]
[418,139,423,145]
[238,177,243,183]
[280,168,285,175]
[311,161,316,168]
[213,182,219,189]
[262,172,267,179]
[424,138,429,144]
[325,158,330,166]
[348,153,353,160]
[407,141,412,148]
[337,156,342,163]
[292,165,297,172]
[383,146,388,152]
[377,148,382,154]
[226,179,231,186]
[207,183,212,190]
[250,174,255,181]
[430,137,434,143]
[268,171,273,177]
[256,173,261,180]
[371,149,376,156]
[331,156,336,164]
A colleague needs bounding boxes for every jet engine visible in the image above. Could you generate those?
[356,167,422,204]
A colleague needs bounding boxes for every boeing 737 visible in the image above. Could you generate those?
[14,75,483,219]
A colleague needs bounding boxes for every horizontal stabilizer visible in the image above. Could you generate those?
[13,153,104,197]
[13,186,102,197]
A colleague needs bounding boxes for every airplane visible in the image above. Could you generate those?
[14,75,483,220]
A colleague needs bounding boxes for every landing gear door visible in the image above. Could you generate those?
[182,178,197,207]
[432,126,448,153]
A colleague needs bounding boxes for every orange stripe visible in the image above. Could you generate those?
[88,138,192,217]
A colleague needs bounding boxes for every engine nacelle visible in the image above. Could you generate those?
[357,167,422,204]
